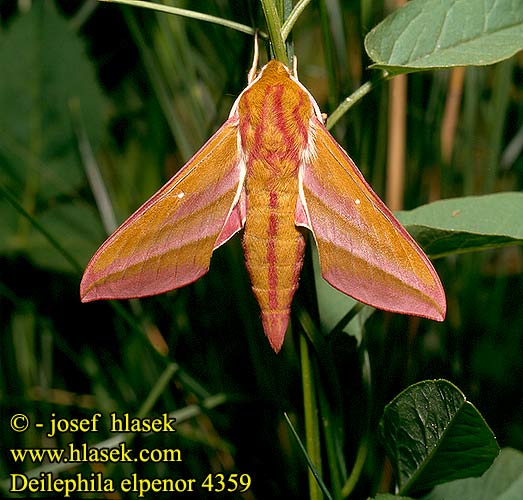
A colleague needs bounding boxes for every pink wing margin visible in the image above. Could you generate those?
[81,118,246,302]
[296,119,446,321]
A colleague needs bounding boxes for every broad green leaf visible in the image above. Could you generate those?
[365,0,523,74]
[396,193,523,258]
[0,2,105,270]
[380,379,499,495]
[0,1,104,198]
[424,448,523,500]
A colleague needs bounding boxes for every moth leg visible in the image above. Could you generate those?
[248,31,260,83]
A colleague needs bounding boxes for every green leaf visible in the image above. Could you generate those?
[0,187,97,274]
[424,448,523,500]
[396,193,523,258]
[380,379,500,495]
[364,0,523,74]
[25,201,105,273]
[0,1,104,198]
[0,2,105,271]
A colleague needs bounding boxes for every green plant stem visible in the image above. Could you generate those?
[69,98,118,235]
[284,413,334,500]
[340,436,368,497]
[318,0,338,111]
[125,11,194,159]
[317,380,343,500]
[326,72,388,129]
[259,0,288,63]
[98,0,265,37]
[300,334,323,500]
[136,362,179,418]
[281,0,313,41]
[70,0,97,30]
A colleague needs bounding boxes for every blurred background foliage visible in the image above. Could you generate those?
[0,0,522,498]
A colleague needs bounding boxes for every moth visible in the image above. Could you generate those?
[81,57,446,352]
